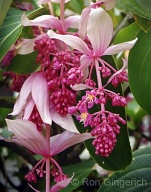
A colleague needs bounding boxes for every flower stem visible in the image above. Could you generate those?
[60,0,65,31]
[95,59,102,89]
[46,124,51,192]
[95,59,105,112]
[48,1,54,15]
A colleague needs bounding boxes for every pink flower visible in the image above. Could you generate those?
[3,119,92,190]
[78,0,117,39]
[10,71,52,125]
[5,119,92,157]
[47,7,137,79]
[18,12,80,54]
[21,13,80,33]
[9,70,81,133]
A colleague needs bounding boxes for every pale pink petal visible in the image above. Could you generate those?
[50,131,92,155]
[103,38,138,55]
[37,0,49,4]
[32,72,52,125]
[51,0,71,3]
[71,84,93,91]
[21,13,63,31]
[101,0,117,10]
[9,73,35,116]
[87,8,113,55]
[49,105,78,133]
[47,30,91,55]
[50,176,73,192]
[106,58,127,85]
[6,119,42,140]
[18,38,35,54]
[37,0,70,4]
[78,7,91,39]
[80,55,93,79]
[18,34,45,55]
[64,15,80,31]
[23,98,35,120]
[5,119,49,155]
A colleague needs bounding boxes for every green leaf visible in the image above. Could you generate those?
[116,0,129,13]
[0,6,48,62]
[113,22,140,68]
[75,56,132,171]
[0,0,12,27]
[7,51,39,74]
[113,22,140,45]
[60,159,95,192]
[0,8,23,62]
[98,147,151,192]
[122,0,151,20]
[134,15,151,33]
[67,0,85,14]
[128,29,151,115]
[126,99,146,127]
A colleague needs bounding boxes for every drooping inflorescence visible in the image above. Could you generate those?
[2,0,138,191]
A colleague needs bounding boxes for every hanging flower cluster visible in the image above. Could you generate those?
[1,0,137,191]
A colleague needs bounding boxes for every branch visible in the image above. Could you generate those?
[0,99,14,108]
[112,12,133,40]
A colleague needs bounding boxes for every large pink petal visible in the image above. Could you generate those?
[64,15,80,31]
[78,7,91,39]
[49,105,78,133]
[103,38,138,55]
[23,98,35,120]
[50,176,73,192]
[32,72,52,125]
[21,13,63,31]
[50,131,92,155]
[5,119,49,155]
[47,30,91,55]
[87,8,113,56]
[10,73,35,116]
[6,119,42,140]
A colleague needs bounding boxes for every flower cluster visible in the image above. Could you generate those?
[2,0,137,191]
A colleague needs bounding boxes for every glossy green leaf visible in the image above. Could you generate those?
[60,159,95,192]
[134,15,151,32]
[0,8,23,62]
[113,22,140,68]
[0,0,12,27]
[128,29,151,115]
[7,51,39,74]
[113,22,140,45]
[116,0,128,13]
[126,99,146,127]
[98,147,151,192]
[0,6,48,62]
[75,56,132,171]
[67,0,85,14]
[122,0,151,20]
